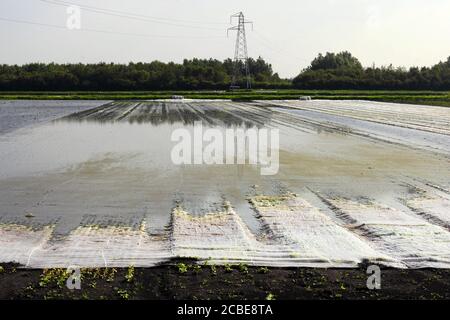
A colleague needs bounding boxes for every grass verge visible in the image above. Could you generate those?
[1,90,450,107]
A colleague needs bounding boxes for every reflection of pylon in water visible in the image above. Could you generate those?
[228,12,253,89]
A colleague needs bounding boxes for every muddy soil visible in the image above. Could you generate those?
[0,262,449,300]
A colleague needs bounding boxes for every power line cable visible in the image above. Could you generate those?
[0,16,226,39]
[253,30,308,63]
[39,0,303,63]
[47,0,229,25]
[41,0,228,25]
[39,0,227,31]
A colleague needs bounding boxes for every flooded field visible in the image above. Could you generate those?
[0,100,449,268]
[0,100,110,135]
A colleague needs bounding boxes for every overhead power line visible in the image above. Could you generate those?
[0,16,226,39]
[252,30,309,64]
[39,0,227,31]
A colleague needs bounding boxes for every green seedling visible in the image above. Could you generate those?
[177,263,188,274]
[125,265,135,283]
[192,265,202,274]
[116,289,130,300]
[224,264,233,273]
[266,293,276,300]
[210,264,217,276]
[238,263,249,274]
[257,267,269,274]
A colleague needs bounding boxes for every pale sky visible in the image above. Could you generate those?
[1,0,450,78]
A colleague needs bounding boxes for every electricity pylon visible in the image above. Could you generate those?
[228,12,253,90]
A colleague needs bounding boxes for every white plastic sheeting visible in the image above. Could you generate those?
[1,100,449,269]
[249,195,400,268]
[1,193,450,268]
[0,224,53,266]
[326,199,450,268]
[0,224,170,268]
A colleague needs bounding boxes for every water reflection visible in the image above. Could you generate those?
[61,101,271,128]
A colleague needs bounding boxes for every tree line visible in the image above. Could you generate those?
[0,57,287,91]
[1,52,450,91]
[293,52,450,90]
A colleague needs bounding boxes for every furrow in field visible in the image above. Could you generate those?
[271,100,450,136]
[202,103,260,127]
[223,103,273,127]
[62,101,116,120]
[423,182,450,196]
[254,101,365,134]
[136,102,166,124]
[184,103,219,125]
[81,102,129,121]
[116,103,141,121]
[199,102,264,126]
[120,102,153,123]
[249,102,320,133]
[174,103,197,125]
[401,184,450,230]
[165,103,185,124]
[322,197,450,268]
[277,109,355,134]
[249,194,399,268]
[262,101,450,155]
[189,103,232,127]
[169,202,350,267]
[146,103,164,124]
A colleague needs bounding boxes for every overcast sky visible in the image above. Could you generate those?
[1,0,450,78]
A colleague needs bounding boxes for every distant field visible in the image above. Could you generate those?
[1,90,450,107]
